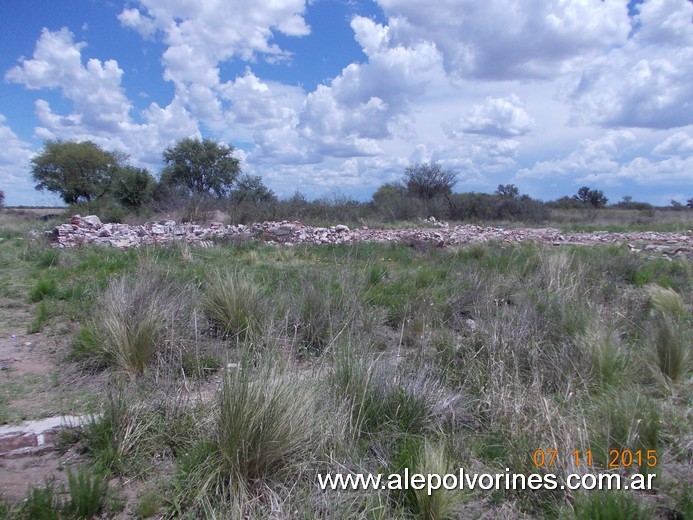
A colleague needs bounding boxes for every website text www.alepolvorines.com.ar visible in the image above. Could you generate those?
[317,468,656,496]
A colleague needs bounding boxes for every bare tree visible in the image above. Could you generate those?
[403,162,457,200]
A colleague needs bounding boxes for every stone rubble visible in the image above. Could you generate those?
[45,215,692,255]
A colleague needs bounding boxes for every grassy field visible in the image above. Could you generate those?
[0,210,691,519]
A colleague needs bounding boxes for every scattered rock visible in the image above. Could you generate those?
[45,215,692,254]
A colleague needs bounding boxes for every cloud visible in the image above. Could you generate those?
[653,131,693,156]
[118,0,309,85]
[377,0,630,80]
[0,114,43,205]
[517,130,636,181]
[296,16,444,157]
[4,27,202,168]
[5,28,133,135]
[517,129,693,187]
[567,0,693,129]
[445,94,535,138]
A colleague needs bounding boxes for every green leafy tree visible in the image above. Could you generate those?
[231,174,276,205]
[574,186,608,208]
[403,163,457,201]
[31,140,126,204]
[160,137,241,198]
[114,167,156,211]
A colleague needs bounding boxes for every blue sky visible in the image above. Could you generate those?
[1,0,691,206]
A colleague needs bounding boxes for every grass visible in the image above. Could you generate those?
[0,209,691,518]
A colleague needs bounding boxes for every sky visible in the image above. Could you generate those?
[0,0,691,207]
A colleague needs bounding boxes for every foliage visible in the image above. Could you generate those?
[403,162,457,201]
[31,140,127,204]
[0,190,4,207]
[687,197,693,208]
[496,183,520,198]
[160,137,241,198]
[614,195,653,210]
[114,166,156,211]
[574,186,608,208]
[231,173,276,205]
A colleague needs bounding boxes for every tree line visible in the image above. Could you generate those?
[17,138,693,223]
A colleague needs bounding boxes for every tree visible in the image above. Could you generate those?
[574,186,608,208]
[403,162,457,200]
[114,167,156,211]
[231,174,276,205]
[31,140,126,204]
[496,184,520,199]
[0,190,4,207]
[160,137,240,198]
[687,197,693,209]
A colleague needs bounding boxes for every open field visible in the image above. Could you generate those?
[0,210,691,519]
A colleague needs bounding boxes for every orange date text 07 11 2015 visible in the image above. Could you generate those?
[532,449,658,469]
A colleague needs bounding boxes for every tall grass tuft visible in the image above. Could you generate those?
[203,269,265,338]
[648,286,691,382]
[100,270,188,375]
[215,361,321,486]
[412,440,462,520]
[332,344,465,439]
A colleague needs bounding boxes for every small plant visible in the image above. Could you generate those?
[570,490,653,519]
[17,480,61,519]
[135,489,161,518]
[590,387,660,469]
[27,300,49,334]
[412,441,462,520]
[28,277,58,302]
[70,325,111,370]
[65,466,109,518]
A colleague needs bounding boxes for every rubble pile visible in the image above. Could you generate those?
[46,215,692,255]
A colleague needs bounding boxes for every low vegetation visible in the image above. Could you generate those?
[0,207,690,518]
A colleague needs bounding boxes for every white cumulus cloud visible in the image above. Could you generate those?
[377,0,630,79]
[446,94,535,138]
[567,0,693,129]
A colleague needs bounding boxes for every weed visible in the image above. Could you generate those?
[569,491,653,520]
[590,387,660,468]
[70,325,111,370]
[17,480,61,520]
[28,277,58,302]
[65,465,109,518]
[100,271,191,375]
[135,489,161,518]
[27,300,48,334]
